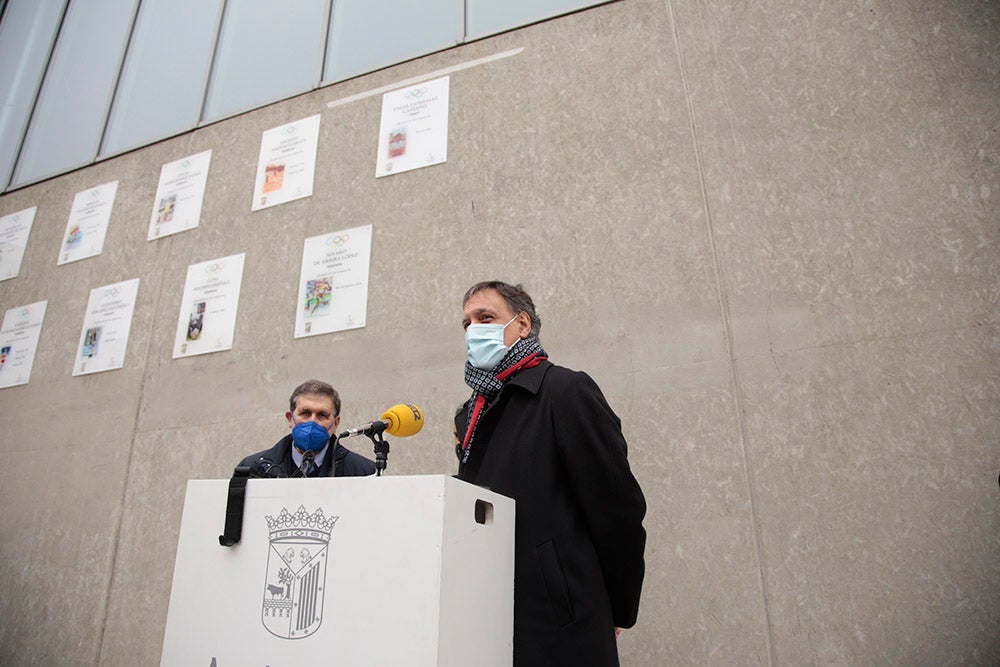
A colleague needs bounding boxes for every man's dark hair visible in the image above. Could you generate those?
[289,379,341,416]
[463,281,541,338]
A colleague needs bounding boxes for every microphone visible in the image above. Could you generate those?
[298,450,316,477]
[338,403,424,439]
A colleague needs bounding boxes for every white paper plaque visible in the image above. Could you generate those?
[58,180,118,265]
[0,206,37,281]
[0,300,47,389]
[73,278,140,376]
[294,225,372,338]
[252,115,321,211]
[149,150,212,240]
[172,253,246,358]
[376,76,449,177]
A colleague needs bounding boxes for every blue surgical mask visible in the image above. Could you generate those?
[292,420,331,452]
[466,315,517,370]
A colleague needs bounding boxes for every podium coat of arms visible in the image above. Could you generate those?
[261,505,338,639]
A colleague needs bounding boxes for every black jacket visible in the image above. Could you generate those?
[239,434,375,478]
[456,361,646,667]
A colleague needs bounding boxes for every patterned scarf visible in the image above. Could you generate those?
[460,337,547,463]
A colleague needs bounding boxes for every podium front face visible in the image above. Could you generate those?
[161,475,514,666]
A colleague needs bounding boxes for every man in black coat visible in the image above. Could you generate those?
[456,281,647,666]
[239,379,375,478]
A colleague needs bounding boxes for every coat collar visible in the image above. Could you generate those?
[501,358,552,396]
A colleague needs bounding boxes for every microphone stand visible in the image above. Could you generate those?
[299,450,316,477]
[366,431,390,476]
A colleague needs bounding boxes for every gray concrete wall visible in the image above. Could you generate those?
[0,1,997,664]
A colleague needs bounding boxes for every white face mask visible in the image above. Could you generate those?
[465,315,517,370]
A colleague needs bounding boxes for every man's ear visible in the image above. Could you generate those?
[518,311,531,338]
[285,410,295,429]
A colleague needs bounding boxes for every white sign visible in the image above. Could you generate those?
[252,114,321,211]
[0,300,47,389]
[294,225,372,338]
[148,150,212,240]
[73,278,140,376]
[172,253,246,358]
[58,180,118,265]
[0,206,37,281]
[376,76,449,178]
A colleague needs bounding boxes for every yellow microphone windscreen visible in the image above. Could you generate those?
[380,403,424,437]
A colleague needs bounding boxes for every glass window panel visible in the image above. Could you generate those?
[11,0,138,188]
[202,0,328,124]
[101,0,224,156]
[324,0,460,84]
[466,0,607,41]
[0,0,68,191]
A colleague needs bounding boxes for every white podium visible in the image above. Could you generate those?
[161,475,514,666]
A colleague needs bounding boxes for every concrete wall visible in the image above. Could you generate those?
[0,1,997,664]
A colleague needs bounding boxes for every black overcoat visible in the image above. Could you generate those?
[457,360,647,667]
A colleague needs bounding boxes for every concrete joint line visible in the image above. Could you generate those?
[664,0,778,663]
[325,47,524,109]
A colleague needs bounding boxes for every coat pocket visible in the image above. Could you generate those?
[536,540,575,626]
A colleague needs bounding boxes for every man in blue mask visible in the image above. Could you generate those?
[238,379,375,478]
[456,281,647,667]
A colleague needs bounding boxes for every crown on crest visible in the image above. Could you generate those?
[266,505,338,538]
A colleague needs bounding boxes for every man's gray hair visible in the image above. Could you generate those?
[463,281,542,338]
[289,379,341,416]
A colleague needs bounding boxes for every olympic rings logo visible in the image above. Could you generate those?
[326,234,350,247]
[205,262,225,273]
[103,287,121,298]
[405,87,427,100]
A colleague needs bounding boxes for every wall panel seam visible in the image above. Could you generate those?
[94,251,172,665]
[664,0,777,663]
